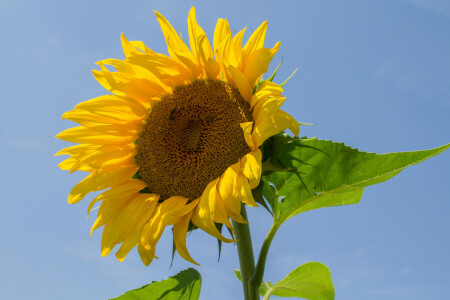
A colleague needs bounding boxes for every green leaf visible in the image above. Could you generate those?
[110,268,201,300]
[265,262,334,300]
[262,138,450,222]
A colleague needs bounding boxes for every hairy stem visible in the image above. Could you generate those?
[233,205,256,300]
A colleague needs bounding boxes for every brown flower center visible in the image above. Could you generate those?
[136,80,253,201]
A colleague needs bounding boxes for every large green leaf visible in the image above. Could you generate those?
[264,262,334,300]
[262,138,449,222]
[110,268,201,300]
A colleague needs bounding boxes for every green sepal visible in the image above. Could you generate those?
[267,60,282,82]
[253,81,264,94]
[251,181,273,215]
[253,60,282,95]
[280,66,299,87]
[131,171,142,180]
[170,232,176,268]
[187,220,197,232]
[216,223,224,262]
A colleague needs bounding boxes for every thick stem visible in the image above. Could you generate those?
[248,222,281,299]
[233,205,256,300]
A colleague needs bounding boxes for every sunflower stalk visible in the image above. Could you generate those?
[249,222,281,299]
[233,205,256,300]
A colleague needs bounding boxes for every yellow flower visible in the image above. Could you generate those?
[56,7,299,266]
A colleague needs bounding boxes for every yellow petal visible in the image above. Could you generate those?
[140,203,167,256]
[100,58,169,94]
[62,109,144,127]
[58,156,91,173]
[99,193,158,257]
[56,125,138,145]
[218,162,246,223]
[252,96,286,122]
[218,160,258,218]
[57,144,134,173]
[138,242,156,266]
[61,147,135,174]
[219,33,238,68]
[127,53,190,89]
[68,166,137,204]
[92,64,164,106]
[154,10,201,77]
[75,95,147,113]
[55,144,97,156]
[228,66,252,101]
[121,33,155,58]
[197,35,220,79]
[160,196,194,225]
[242,42,280,87]
[191,179,236,242]
[237,172,258,207]
[240,122,256,151]
[213,18,231,58]
[250,81,283,107]
[139,196,191,259]
[89,182,150,232]
[98,58,136,76]
[214,190,236,230]
[83,150,135,172]
[253,110,299,147]
[242,21,267,59]
[215,34,234,82]
[240,149,262,189]
[99,196,136,256]
[188,7,213,62]
[115,229,140,261]
[173,211,199,265]
[154,10,192,58]
[232,28,246,68]
[129,40,155,55]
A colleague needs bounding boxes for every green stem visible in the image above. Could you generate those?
[248,221,281,299]
[233,205,256,300]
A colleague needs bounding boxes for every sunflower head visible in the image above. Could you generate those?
[56,7,299,266]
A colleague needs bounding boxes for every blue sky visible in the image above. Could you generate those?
[1,0,449,299]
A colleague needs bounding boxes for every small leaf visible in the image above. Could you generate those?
[234,269,242,281]
[263,138,450,222]
[265,262,334,300]
[110,268,201,300]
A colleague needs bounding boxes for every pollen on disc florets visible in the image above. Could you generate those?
[136,80,253,201]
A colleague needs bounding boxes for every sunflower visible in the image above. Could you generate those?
[56,7,299,266]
